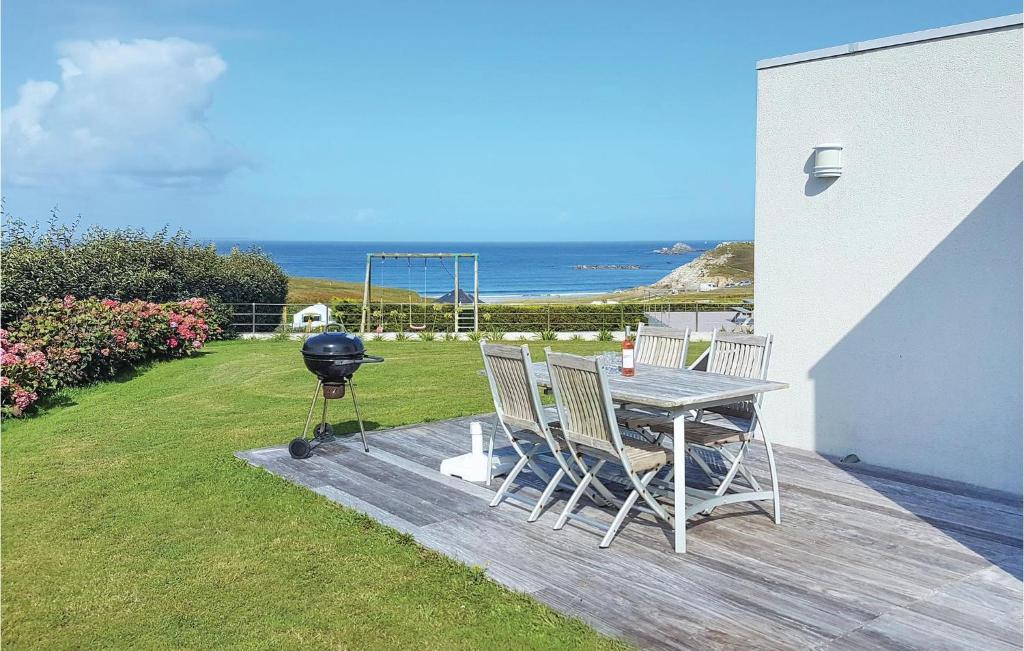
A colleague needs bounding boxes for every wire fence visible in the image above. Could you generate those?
[225,301,754,335]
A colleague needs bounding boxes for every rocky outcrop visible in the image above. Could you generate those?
[651,242,753,292]
[575,264,640,270]
[652,242,695,255]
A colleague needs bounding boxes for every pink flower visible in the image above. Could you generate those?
[10,343,27,354]
[126,342,140,351]
[0,376,9,388]
[101,299,120,309]
[1,353,19,366]
[167,338,179,349]
[111,328,128,345]
[63,295,76,309]
[25,351,47,370]
[192,340,204,350]
[13,388,37,412]
[100,348,111,357]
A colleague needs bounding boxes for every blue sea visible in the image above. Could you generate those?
[212,240,720,299]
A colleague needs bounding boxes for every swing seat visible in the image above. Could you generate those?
[408,324,427,331]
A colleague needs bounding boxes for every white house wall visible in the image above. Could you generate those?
[754,20,1023,493]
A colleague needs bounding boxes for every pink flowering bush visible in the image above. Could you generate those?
[1,296,221,417]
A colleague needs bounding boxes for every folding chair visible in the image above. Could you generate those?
[545,350,674,548]
[615,324,691,435]
[647,332,780,522]
[634,323,690,368]
[480,343,615,522]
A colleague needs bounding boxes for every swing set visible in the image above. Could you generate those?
[360,253,480,334]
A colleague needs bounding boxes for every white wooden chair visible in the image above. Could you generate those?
[634,323,690,368]
[648,331,781,522]
[480,343,615,522]
[545,350,675,548]
[615,323,692,439]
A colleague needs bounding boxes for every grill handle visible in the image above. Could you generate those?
[330,355,384,366]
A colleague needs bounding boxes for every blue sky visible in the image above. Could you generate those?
[2,1,1018,241]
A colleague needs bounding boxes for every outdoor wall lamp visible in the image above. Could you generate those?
[812,144,843,177]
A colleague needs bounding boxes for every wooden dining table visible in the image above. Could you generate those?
[529,361,788,553]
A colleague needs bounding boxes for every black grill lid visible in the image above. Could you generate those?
[301,331,365,358]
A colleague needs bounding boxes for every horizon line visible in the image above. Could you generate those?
[202,237,751,244]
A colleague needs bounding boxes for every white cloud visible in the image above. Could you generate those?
[2,37,246,188]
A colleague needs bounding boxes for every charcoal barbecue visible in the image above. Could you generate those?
[289,327,383,459]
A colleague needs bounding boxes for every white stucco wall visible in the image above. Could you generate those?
[754,19,1023,494]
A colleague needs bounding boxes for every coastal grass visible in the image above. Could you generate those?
[287,276,420,304]
[507,286,754,304]
[595,286,753,304]
[702,242,753,281]
[288,275,751,306]
[2,339,702,649]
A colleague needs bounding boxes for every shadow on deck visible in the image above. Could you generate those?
[238,414,1022,651]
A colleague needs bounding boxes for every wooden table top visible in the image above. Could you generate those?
[530,362,787,410]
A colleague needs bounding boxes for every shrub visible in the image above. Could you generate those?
[1,215,288,324]
[537,330,558,341]
[484,329,506,342]
[415,330,436,342]
[466,331,484,342]
[597,329,614,341]
[1,295,218,416]
[393,331,409,342]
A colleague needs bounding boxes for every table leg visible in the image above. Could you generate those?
[673,410,686,553]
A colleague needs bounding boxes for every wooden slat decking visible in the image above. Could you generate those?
[237,415,1022,650]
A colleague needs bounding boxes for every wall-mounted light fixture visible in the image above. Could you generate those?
[812,144,843,178]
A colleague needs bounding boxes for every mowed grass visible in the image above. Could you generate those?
[2,339,700,650]
[287,276,420,304]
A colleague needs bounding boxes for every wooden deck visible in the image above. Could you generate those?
[238,414,1022,650]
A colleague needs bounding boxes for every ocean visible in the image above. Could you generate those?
[212,240,720,299]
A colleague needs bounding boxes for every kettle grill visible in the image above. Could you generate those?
[289,327,383,459]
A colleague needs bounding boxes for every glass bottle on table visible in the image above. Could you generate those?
[621,335,635,377]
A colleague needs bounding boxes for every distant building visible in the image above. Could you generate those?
[292,303,330,330]
[755,15,1022,493]
[699,283,717,292]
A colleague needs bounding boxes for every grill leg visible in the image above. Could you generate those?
[318,385,330,438]
[301,380,323,440]
[349,381,370,453]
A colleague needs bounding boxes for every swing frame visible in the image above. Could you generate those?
[360,252,480,334]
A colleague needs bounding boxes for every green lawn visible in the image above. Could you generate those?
[2,340,707,649]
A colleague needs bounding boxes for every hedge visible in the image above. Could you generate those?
[1,216,288,324]
[333,300,647,333]
[1,295,219,416]
[331,300,746,333]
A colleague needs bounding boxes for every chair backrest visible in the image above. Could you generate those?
[634,323,690,368]
[707,332,773,380]
[544,351,624,456]
[705,332,773,420]
[480,342,548,436]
